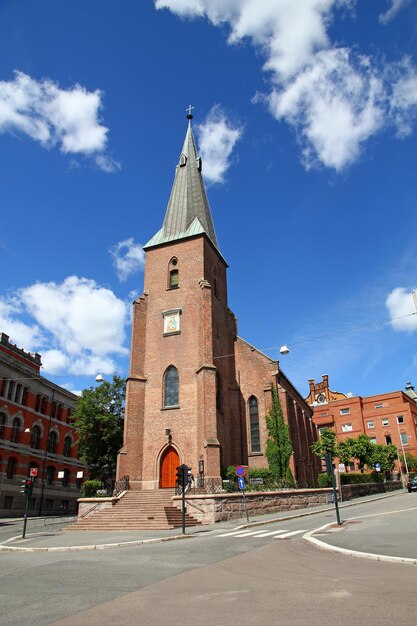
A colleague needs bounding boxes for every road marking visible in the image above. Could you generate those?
[218,529,267,537]
[274,530,307,539]
[254,530,290,537]
[217,529,289,538]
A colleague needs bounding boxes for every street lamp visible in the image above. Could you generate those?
[95,374,105,383]
[395,416,409,490]
[279,345,290,355]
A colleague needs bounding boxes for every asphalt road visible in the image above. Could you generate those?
[0,495,416,625]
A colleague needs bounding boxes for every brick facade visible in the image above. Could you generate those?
[308,375,417,471]
[117,120,319,489]
[0,332,86,517]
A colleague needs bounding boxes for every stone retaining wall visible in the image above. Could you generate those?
[78,497,118,518]
[172,488,331,525]
[341,480,402,500]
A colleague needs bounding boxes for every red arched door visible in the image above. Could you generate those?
[160,446,180,488]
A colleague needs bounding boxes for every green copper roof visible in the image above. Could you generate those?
[144,120,220,252]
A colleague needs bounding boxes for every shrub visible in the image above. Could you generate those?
[340,472,378,485]
[80,479,105,497]
[317,473,331,488]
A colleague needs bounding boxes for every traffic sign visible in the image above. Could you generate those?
[235,465,246,477]
[237,476,246,490]
[338,463,346,473]
[30,467,38,477]
[375,462,381,472]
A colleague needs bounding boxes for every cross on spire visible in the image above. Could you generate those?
[186,104,194,119]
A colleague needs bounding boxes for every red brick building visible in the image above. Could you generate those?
[117,116,319,489]
[307,375,417,471]
[0,332,86,516]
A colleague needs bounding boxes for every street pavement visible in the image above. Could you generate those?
[1,491,416,626]
[1,490,416,563]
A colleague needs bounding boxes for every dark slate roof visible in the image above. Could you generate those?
[144,120,220,252]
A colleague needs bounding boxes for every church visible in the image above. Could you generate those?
[117,113,319,491]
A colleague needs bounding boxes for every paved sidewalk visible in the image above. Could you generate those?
[0,490,406,552]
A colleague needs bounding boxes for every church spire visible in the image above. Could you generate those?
[144,109,220,253]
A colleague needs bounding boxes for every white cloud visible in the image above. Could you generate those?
[386,288,417,332]
[268,49,385,170]
[156,0,417,171]
[95,154,121,173]
[0,71,117,171]
[110,238,145,282]
[196,105,243,184]
[0,298,44,350]
[389,60,417,137]
[0,276,128,377]
[379,0,409,24]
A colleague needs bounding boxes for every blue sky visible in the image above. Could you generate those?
[1,0,416,399]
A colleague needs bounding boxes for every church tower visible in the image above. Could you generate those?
[117,113,243,490]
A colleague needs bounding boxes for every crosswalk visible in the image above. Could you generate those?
[217,528,307,540]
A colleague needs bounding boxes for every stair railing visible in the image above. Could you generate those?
[112,475,130,497]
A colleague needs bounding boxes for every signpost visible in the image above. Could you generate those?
[236,467,249,523]
[326,452,341,525]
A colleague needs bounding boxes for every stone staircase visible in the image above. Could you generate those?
[68,489,202,531]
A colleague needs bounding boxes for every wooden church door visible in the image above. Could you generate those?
[160,446,180,488]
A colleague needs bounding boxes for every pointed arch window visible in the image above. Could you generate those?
[163,366,179,408]
[249,396,261,453]
[168,257,179,289]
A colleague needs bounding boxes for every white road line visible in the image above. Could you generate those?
[274,530,307,539]
[217,530,258,537]
[226,530,269,537]
[254,530,289,537]
[218,529,289,538]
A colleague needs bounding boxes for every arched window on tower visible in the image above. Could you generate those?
[168,257,179,289]
[249,396,261,453]
[163,366,179,408]
[216,371,222,412]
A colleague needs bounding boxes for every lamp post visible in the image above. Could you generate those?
[395,417,409,491]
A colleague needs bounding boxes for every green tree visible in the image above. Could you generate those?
[336,438,354,470]
[265,387,293,483]
[369,444,398,474]
[311,427,337,458]
[349,434,374,473]
[401,452,417,472]
[73,375,126,483]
